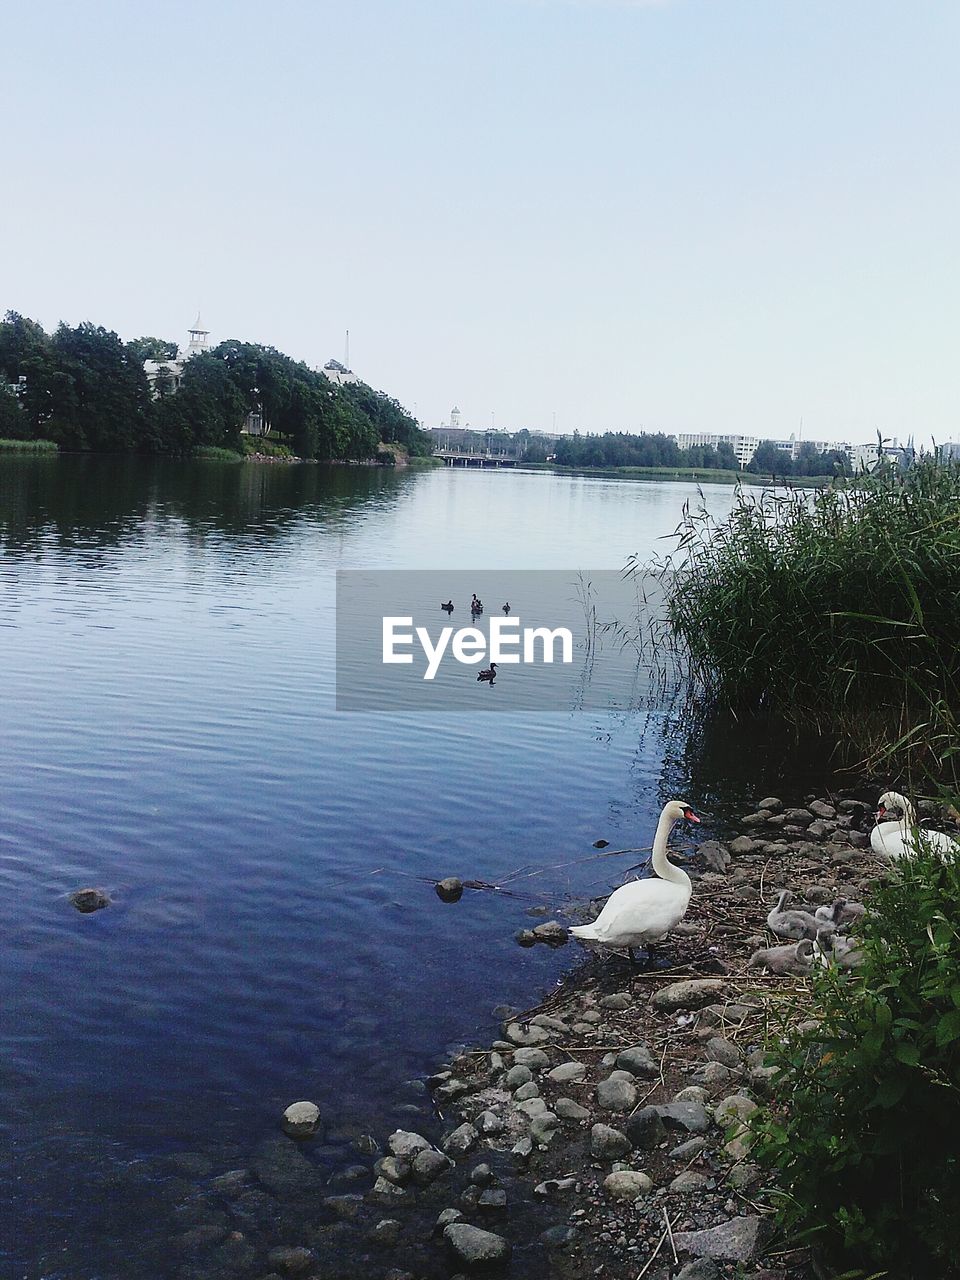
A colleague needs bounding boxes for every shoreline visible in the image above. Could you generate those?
[161,788,891,1280]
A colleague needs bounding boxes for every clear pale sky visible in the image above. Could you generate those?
[3,0,957,445]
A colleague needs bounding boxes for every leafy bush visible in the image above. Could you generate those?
[754,843,960,1277]
[192,445,243,462]
[240,436,292,459]
[0,437,57,452]
[666,459,960,776]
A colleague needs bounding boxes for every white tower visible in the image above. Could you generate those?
[450,406,461,428]
[186,313,211,357]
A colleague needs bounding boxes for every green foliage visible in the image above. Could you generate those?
[754,844,960,1277]
[0,313,428,464]
[0,436,57,452]
[192,445,243,462]
[666,459,960,775]
[239,435,292,459]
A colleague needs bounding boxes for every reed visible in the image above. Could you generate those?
[664,459,960,779]
[0,437,57,452]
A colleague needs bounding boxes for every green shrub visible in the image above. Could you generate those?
[240,435,292,459]
[754,842,960,1277]
[192,445,243,462]
[665,460,960,775]
[0,437,58,452]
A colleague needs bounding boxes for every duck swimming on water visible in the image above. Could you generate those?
[477,663,497,683]
[441,600,454,612]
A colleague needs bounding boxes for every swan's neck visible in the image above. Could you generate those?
[888,794,916,829]
[651,808,692,891]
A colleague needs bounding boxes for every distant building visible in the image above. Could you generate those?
[848,438,903,471]
[143,314,211,397]
[674,432,760,469]
[320,358,360,386]
[937,442,960,463]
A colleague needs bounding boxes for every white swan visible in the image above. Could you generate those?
[569,800,698,962]
[870,791,960,859]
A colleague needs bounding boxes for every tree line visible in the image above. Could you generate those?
[0,312,432,461]
[552,430,851,476]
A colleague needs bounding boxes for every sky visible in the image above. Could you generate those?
[2,0,957,445]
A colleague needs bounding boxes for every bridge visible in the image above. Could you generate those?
[434,451,519,468]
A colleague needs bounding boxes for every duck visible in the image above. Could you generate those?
[441,600,454,613]
[569,800,699,963]
[871,790,960,859]
[502,602,511,615]
[477,663,497,683]
[766,890,823,942]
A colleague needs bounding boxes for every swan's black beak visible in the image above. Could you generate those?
[683,807,701,824]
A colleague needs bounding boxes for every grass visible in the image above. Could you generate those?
[0,437,58,452]
[663,459,960,779]
[529,462,831,487]
[192,445,244,462]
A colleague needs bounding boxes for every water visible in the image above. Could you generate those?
[0,458,813,1277]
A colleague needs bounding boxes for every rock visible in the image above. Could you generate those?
[616,1045,657,1076]
[504,1064,533,1089]
[555,1097,590,1122]
[504,1021,550,1046]
[808,800,837,819]
[599,993,632,1010]
[266,1246,314,1274]
[670,1137,708,1159]
[443,1123,479,1156]
[529,1112,561,1144]
[281,1101,322,1139]
[596,1076,637,1112]
[740,811,772,828]
[370,1217,402,1246]
[670,1171,710,1192]
[532,920,568,945]
[388,1130,431,1160]
[512,1047,550,1070]
[727,836,756,856]
[252,1137,323,1196]
[715,1095,758,1126]
[436,877,464,902]
[674,1086,710,1105]
[469,1162,494,1186]
[475,1110,503,1135]
[593,838,610,847]
[478,1188,507,1212]
[676,1261,722,1280]
[513,1081,540,1101]
[782,807,813,826]
[323,1194,364,1220]
[69,887,110,913]
[590,1123,632,1160]
[541,1224,578,1247]
[603,1170,653,1200]
[699,840,731,873]
[548,1061,587,1083]
[652,979,727,1011]
[674,1215,768,1263]
[530,1013,568,1031]
[652,1101,710,1133]
[372,1175,409,1201]
[436,1207,463,1230]
[515,929,537,947]
[704,1038,741,1068]
[511,1136,533,1159]
[757,797,783,813]
[625,1108,667,1150]
[412,1149,452,1184]
[443,1222,511,1267]
[515,1097,548,1118]
[178,1224,227,1249]
[806,820,831,841]
[210,1168,249,1194]
[691,1061,738,1092]
[374,1155,411,1184]
[727,1161,761,1189]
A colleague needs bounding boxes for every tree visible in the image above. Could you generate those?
[0,386,26,438]
[749,440,793,476]
[126,336,179,363]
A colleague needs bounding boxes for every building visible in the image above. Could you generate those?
[674,432,760,469]
[772,433,851,461]
[320,358,360,387]
[848,438,906,471]
[143,314,211,397]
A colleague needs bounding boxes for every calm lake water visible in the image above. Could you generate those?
[0,458,818,1278]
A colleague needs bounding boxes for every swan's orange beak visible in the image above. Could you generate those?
[876,805,886,819]
[683,807,700,824]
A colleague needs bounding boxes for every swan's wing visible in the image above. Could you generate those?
[590,879,690,943]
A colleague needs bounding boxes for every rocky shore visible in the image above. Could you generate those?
[165,789,946,1280]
